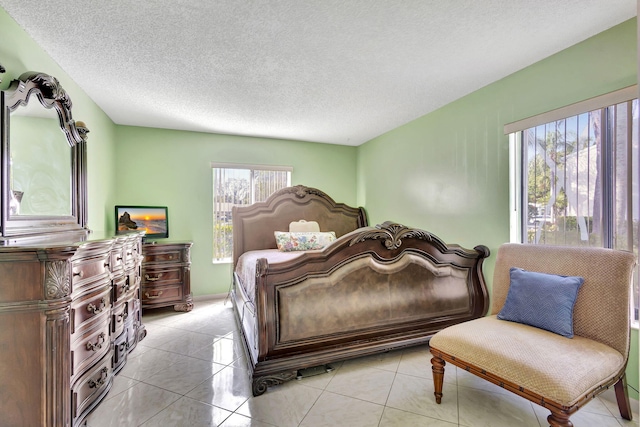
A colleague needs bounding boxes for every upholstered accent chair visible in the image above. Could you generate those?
[429,243,637,427]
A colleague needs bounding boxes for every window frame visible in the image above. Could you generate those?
[211,162,292,263]
[506,86,639,327]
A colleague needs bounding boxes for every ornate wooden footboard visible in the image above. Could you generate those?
[230,186,489,396]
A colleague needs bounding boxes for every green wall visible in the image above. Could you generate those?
[0,8,119,233]
[358,18,637,253]
[357,18,638,398]
[113,126,358,297]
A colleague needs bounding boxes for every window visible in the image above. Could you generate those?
[506,86,639,323]
[212,163,291,262]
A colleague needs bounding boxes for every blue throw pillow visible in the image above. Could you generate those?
[497,267,584,338]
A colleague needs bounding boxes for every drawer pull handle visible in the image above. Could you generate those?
[116,256,123,261]
[145,291,163,299]
[88,367,108,389]
[87,297,107,314]
[73,270,84,278]
[86,332,106,352]
[121,281,131,293]
[145,273,162,282]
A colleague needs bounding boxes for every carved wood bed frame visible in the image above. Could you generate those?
[230,185,489,395]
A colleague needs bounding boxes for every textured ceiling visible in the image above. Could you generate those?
[0,1,636,146]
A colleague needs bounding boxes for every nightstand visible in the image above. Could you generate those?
[141,241,193,311]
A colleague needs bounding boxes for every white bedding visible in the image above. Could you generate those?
[235,249,305,300]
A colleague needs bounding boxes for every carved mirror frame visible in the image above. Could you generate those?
[1,71,88,244]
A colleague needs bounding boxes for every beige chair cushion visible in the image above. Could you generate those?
[430,316,625,407]
[491,244,635,357]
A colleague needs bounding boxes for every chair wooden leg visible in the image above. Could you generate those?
[431,356,445,404]
[614,374,633,420]
[547,410,573,427]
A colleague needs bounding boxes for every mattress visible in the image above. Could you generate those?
[235,249,305,299]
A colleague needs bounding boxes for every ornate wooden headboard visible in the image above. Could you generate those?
[232,185,367,266]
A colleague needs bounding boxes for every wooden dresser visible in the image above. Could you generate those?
[0,72,147,426]
[0,231,146,427]
[141,241,193,312]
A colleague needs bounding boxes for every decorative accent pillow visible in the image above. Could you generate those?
[497,267,584,338]
[274,231,336,252]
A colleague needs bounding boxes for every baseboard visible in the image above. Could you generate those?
[193,293,228,302]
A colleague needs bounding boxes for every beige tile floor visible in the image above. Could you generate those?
[87,297,640,427]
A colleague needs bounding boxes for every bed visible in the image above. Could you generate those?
[230,185,490,396]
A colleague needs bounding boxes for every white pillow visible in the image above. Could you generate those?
[289,220,320,232]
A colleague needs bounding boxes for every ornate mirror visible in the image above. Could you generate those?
[1,71,89,244]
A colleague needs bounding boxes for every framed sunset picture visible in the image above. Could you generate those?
[115,205,169,239]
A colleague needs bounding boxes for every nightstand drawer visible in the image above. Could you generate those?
[142,266,183,286]
[142,284,183,305]
[143,248,183,264]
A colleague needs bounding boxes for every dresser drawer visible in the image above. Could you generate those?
[71,317,111,378]
[71,352,112,424]
[113,275,134,303]
[123,241,140,267]
[71,286,111,335]
[112,301,127,338]
[128,294,140,322]
[71,249,112,294]
[110,244,125,275]
[142,284,183,305]
[130,269,142,288]
[112,330,128,375]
